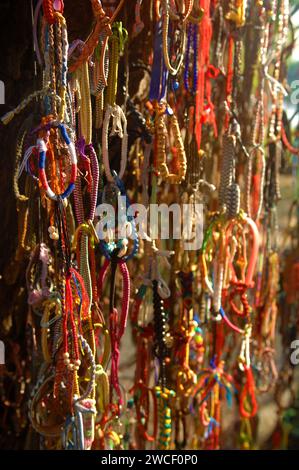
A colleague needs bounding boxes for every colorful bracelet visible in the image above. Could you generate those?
[37,123,77,200]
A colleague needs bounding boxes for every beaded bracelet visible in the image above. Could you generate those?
[225,0,247,27]
[68,0,126,74]
[149,20,169,102]
[37,123,77,200]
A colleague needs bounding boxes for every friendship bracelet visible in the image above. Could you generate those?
[38,122,77,200]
